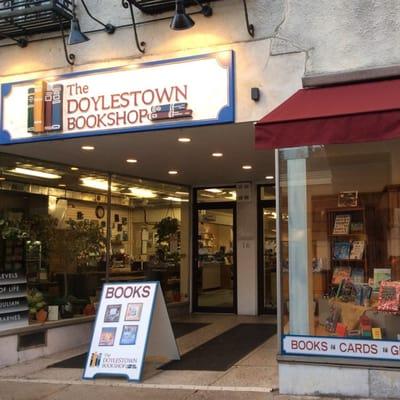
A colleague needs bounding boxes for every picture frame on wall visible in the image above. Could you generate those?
[338,191,358,207]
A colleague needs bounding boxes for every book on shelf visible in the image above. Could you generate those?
[333,241,351,260]
[377,280,400,313]
[351,267,364,284]
[338,191,358,207]
[373,268,392,291]
[350,240,365,260]
[332,214,351,235]
[372,327,382,340]
[332,266,351,285]
[350,222,364,233]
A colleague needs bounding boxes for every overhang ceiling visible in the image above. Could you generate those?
[0,122,275,187]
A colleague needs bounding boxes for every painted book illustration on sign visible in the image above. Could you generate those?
[150,102,193,121]
[51,84,63,131]
[27,82,64,135]
[33,80,47,134]
[44,91,53,131]
[120,325,139,345]
[27,88,35,132]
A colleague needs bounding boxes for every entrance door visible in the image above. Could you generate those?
[193,193,237,313]
[258,185,277,314]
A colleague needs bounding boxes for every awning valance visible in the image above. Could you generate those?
[255,79,400,149]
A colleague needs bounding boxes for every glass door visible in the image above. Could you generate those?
[193,190,236,313]
[258,185,277,314]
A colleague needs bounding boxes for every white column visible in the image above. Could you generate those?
[236,183,258,315]
[286,153,313,335]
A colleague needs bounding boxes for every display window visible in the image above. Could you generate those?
[279,140,400,363]
[0,153,189,330]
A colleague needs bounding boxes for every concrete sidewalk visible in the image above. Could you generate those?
[0,380,357,400]
[0,315,372,400]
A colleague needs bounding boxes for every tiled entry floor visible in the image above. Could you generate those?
[0,314,278,391]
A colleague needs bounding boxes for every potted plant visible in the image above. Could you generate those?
[27,289,47,322]
[154,217,180,261]
[0,218,30,240]
[64,219,106,271]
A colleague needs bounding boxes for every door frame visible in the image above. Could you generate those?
[257,184,277,315]
[192,189,237,313]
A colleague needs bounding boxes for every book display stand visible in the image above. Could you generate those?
[327,207,368,286]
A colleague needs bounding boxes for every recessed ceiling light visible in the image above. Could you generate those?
[81,177,116,191]
[168,170,178,175]
[58,184,66,187]
[176,191,189,196]
[242,165,252,170]
[265,175,274,180]
[9,167,61,179]
[212,152,223,157]
[81,145,95,151]
[178,137,191,143]
[70,167,79,171]
[126,159,138,164]
[128,187,157,198]
[164,196,189,203]
[205,188,223,193]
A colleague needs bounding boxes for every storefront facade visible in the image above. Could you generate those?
[256,76,400,397]
[1,0,400,397]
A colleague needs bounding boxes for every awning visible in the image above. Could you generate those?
[255,79,400,149]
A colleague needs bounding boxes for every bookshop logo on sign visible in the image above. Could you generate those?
[101,354,138,369]
[89,352,102,367]
[27,81,193,136]
[27,80,63,135]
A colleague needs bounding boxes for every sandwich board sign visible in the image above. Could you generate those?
[83,282,180,381]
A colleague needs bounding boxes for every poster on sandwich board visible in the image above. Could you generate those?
[83,282,180,381]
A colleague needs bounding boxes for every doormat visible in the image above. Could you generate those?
[160,323,276,371]
[48,322,210,369]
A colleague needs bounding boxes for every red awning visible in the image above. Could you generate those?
[255,79,400,149]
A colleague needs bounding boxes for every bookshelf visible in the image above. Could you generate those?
[327,207,368,285]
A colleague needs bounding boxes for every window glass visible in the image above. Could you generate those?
[280,140,400,361]
[110,175,189,304]
[0,153,189,330]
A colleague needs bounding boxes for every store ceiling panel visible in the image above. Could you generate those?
[0,122,275,186]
